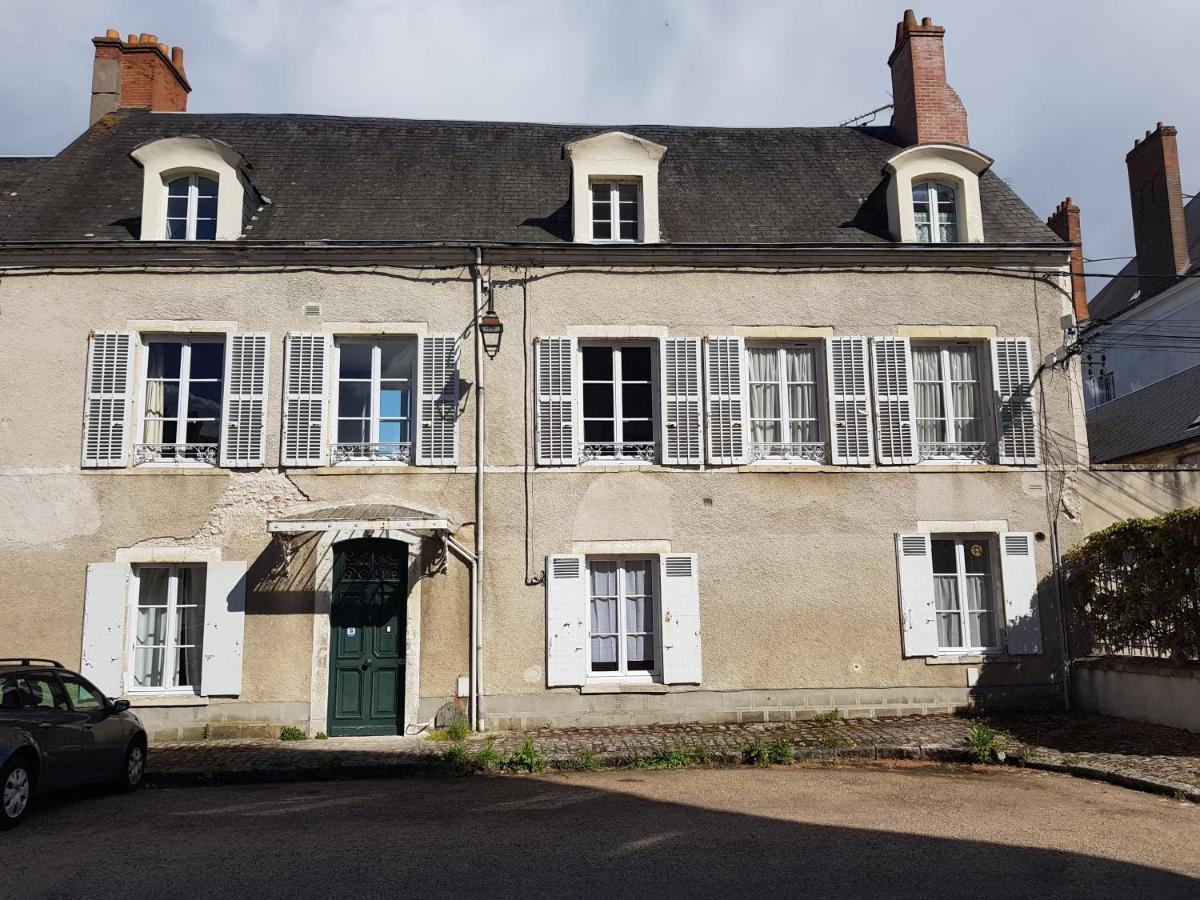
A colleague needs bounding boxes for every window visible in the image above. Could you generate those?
[588,558,658,679]
[165,174,218,241]
[60,675,105,711]
[931,538,1001,651]
[131,564,206,692]
[137,336,224,466]
[581,343,656,460]
[1093,371,1116,405]
[334,339,416,463]
[590,181,641,242]
[912,343,988,461]
[912,182,958,243]
[747,343,826,462]
[16,674,69,711]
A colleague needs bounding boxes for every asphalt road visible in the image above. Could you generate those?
[5,763,1199,899]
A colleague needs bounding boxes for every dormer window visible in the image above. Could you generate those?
[590,181,641,242]
[912,182,958,243]
[166,174,218,241]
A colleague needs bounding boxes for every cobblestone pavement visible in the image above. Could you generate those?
[146,713,1200,801]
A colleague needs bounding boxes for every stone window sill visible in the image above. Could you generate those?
[127,693,209,707]
[580,683,669,695]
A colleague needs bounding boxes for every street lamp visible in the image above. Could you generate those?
[479,293,503,359]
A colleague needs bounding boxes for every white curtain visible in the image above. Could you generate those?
[173,567,206,689]
[933,574,962,648]
[748,348,780,443]
[912,348,946,444]
[948,347,983,442]
[785,347,818,443]
[589,562,618,668]
[623,561,654,668]
[964,574,997,648]
[133,568,170,688]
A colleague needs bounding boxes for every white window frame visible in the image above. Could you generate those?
[331,337,417,465]
[579,340,660,463]
[912,341,993,464]
[126,563,207,695]
[589,179,643,243]
[585,555,662,684]
[163,172,219,241]
[746,341,828,464]
[135,334,224,467]
[929,534,1005,654]
[912,181,960,244]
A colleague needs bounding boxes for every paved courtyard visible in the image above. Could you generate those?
[146,713,1200,801]
[6,766,1198,898]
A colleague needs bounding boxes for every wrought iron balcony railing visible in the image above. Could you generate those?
[750,441,828,463]
[133,443,218,466]
[331,442,413,464]
[918,441,992,463]
[580,441,657,462]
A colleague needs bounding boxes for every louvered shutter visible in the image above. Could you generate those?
[871,337,918,465]
[704,336,748,465]
[81,562,131,697]
[661,337,703,465]
[281,332,330,467]
[545,554,587,686]
[81,331,134,468]
[660,553,702,684]
[826,336,873,465]
[416,334,459,466]
[535,337,579,466]
[999,532,1042,654]
[991,338,1039,465]
[201,561,248,696]
[220,333,270,468]
[896,533,939,657]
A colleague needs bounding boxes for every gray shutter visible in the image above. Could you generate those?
[826,336,873,465]
[281,332,330,467]
[535,337,579,466]
[81,562,131,697]
[704,336,748,465]
[991,337,1039,465]
[660,553,702,684]
[661,337,703,465]
[545,554,587,686]
[81,331,134,468]
[871,337,918,465]
[896,533,939,657]
[201,561,247,696]
[999,532,1042,654]
[416,334,459,466]
[220,332,270,468]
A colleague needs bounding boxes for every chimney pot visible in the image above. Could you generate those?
[171,46,184,68]
[921,16,933,26]
[903,9,918,27]
[105,29,119,40]
[127,33,138,44]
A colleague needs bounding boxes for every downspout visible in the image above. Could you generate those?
[471,246,485,730]
[445,536,479,729]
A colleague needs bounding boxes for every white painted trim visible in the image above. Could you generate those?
[130,136,249,242]
[566,131,666,244]
[884,144,990,244]
[127,320,239,333]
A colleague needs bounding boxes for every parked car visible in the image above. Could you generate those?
[0,659,146,828]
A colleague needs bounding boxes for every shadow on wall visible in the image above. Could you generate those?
[245,533,321,616]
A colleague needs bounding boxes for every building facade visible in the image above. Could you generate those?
[0,13,1089,739]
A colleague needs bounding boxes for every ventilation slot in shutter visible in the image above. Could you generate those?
[901,536,928,556]
[551,557,582,579]
[1003,534,1031,556]
[664,555,694,577]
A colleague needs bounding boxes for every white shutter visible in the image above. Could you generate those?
[991,337,1039,465]
[871,337,918,465]
[999,532,1042,654]
[826,336,873,465]
[545,554,587,686]
[535,337,579,466]
[220,332,270,468]
[81,562,131,697]
[661,337,703,465]
[81,331,134,468]
[896,533,939,657]
[281,332,330,467]
[704,336,748,465]
[416,334,459,466]
[201,561,247,696]
[660,553,702,684]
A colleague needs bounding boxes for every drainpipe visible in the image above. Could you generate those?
[445,536,479,729]
[471,247,485,730]
[1050,518,1072,713]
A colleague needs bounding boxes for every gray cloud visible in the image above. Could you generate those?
[3,0,1198,283]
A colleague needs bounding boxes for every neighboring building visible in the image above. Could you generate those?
[1083,125,1200,463]
[0,13,1088,739]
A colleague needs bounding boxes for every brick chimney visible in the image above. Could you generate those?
[887,10,968,146]
[1046,198,1088,324]
[90,29,190,125]
[1126,123,1189,301]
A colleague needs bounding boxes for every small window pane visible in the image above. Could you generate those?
[338,382,371,418]
[592,220,612,240]
[621,419,653,443]
[167,177,190,197]
[931,539,957,574]
[379,341,415,379]
[188,381,223,416]
[590,637,618,671]
[912,183,930,203]
[621,383,652,419]
[135,608,167,647]
[379,420,411,444]
[167,196,189,219]
[379,385,409,419]
[196,177,218,196]
[186,418,221,444]
[621,347,652,381]
[618,219,638,241]
[194,219,217,241]
[166,219,188,240]
[583,420,614,443]
[189,343,224,380]
[582,346,613,380]
[616,183,638,202]
[963,540,991,575]
[338,419,370,443]
[339,343,373,379]
[196,195,218,220]
[132,649,165,688]
[583,382,614,418]
[147,342,183,379]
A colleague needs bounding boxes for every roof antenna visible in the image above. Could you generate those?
[839,103,893,128]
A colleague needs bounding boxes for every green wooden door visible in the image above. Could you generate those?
[327,539,406,736]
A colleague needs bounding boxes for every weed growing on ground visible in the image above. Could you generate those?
[444,718,471,741]
[508,739,547,773]
[200,724,210,740]
[631,746,711,770]
[314,732,328,740]
[472,737,503,772]
[812,709,841,726]
[768,738,794,765]
[967,724,1004,764]
[279,726,306,742]
[1063,754,1082,766]
[554,748,601,771]
[742,739,772,767]
[815,734,859,752]
[441,742,471,773]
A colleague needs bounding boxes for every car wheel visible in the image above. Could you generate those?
[115,740,146,793]
[1,756,34,829]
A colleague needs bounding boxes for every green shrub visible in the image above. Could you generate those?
[314,731,328,740]
[279,726,306,742]
[507,739,547,773]
[441,741,471,773]
[768,738,794,764]
[445,718,471,741]
[631,746,709,770]
[472,737,503,772]
[812,709,841,726]
[967,723,1004,764]
[742,739,771,767]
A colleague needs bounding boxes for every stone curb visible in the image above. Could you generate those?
[1014,756,1200,804]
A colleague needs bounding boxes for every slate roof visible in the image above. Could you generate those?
[0,110,1060,245]
[1086,363,1200,462]
[1089,195,1200,321]
[0,157,49,198]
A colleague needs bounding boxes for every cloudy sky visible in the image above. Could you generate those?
[3,0,1197,285]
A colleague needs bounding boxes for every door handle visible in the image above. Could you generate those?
[360,659,373,671]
